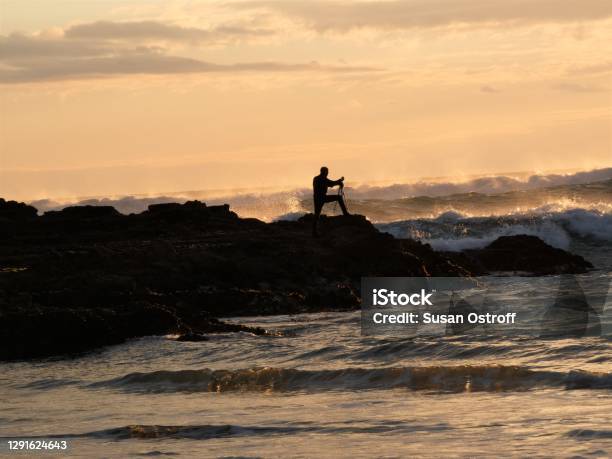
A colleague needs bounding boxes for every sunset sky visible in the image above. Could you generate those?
[1,0,611,200]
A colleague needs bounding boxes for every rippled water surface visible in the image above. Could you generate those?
[2,301,612,458]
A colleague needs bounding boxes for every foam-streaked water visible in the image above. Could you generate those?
[2,300,611,458]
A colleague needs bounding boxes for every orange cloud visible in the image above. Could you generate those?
[0,23,379,83]
[64,20,273,43]
[233,0,612,31]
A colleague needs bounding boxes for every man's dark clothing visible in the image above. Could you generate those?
[312,174,349,236]
[314,194,349,216]
[313,175,338,202]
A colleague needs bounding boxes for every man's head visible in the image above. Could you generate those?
[320,166,329,177]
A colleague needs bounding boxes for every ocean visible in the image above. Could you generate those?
[2,169,611,457]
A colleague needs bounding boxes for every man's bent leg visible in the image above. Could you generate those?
[324,195,350,216]
[338,196,350,216]
[313,200,324,236]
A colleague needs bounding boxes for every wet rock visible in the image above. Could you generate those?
[175,332,209,342]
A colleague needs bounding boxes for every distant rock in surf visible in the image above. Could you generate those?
[175,332,210,342]
[443,234,593,276]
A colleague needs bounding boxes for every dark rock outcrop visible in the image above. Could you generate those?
[44,205,121,219]
[0,201,592,360]
[0,198,37,220]
[0,200,466,360]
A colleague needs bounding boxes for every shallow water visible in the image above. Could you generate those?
[2,300,611,458]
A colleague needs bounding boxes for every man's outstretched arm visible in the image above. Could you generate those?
[326,176,345,187]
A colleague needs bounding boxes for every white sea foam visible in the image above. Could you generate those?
[377,209,612,252]
[556,209,612,241]
[423,224,571,251]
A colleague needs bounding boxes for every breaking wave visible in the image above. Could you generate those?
[348,167,612,200]
[1,421,452,441]
[347,179,612,223]
[377,208,612,252]
[89,366,612,394]
[27,168,612,222]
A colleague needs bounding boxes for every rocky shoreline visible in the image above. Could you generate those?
[0,198,592,360]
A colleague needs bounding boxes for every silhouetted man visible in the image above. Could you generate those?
[312,166,350,236]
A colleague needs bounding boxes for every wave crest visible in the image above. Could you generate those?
[89,366,612,394]
[378,208,612,252]
[27,168,612,222]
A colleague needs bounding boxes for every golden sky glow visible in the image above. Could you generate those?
[1,0,611,200]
